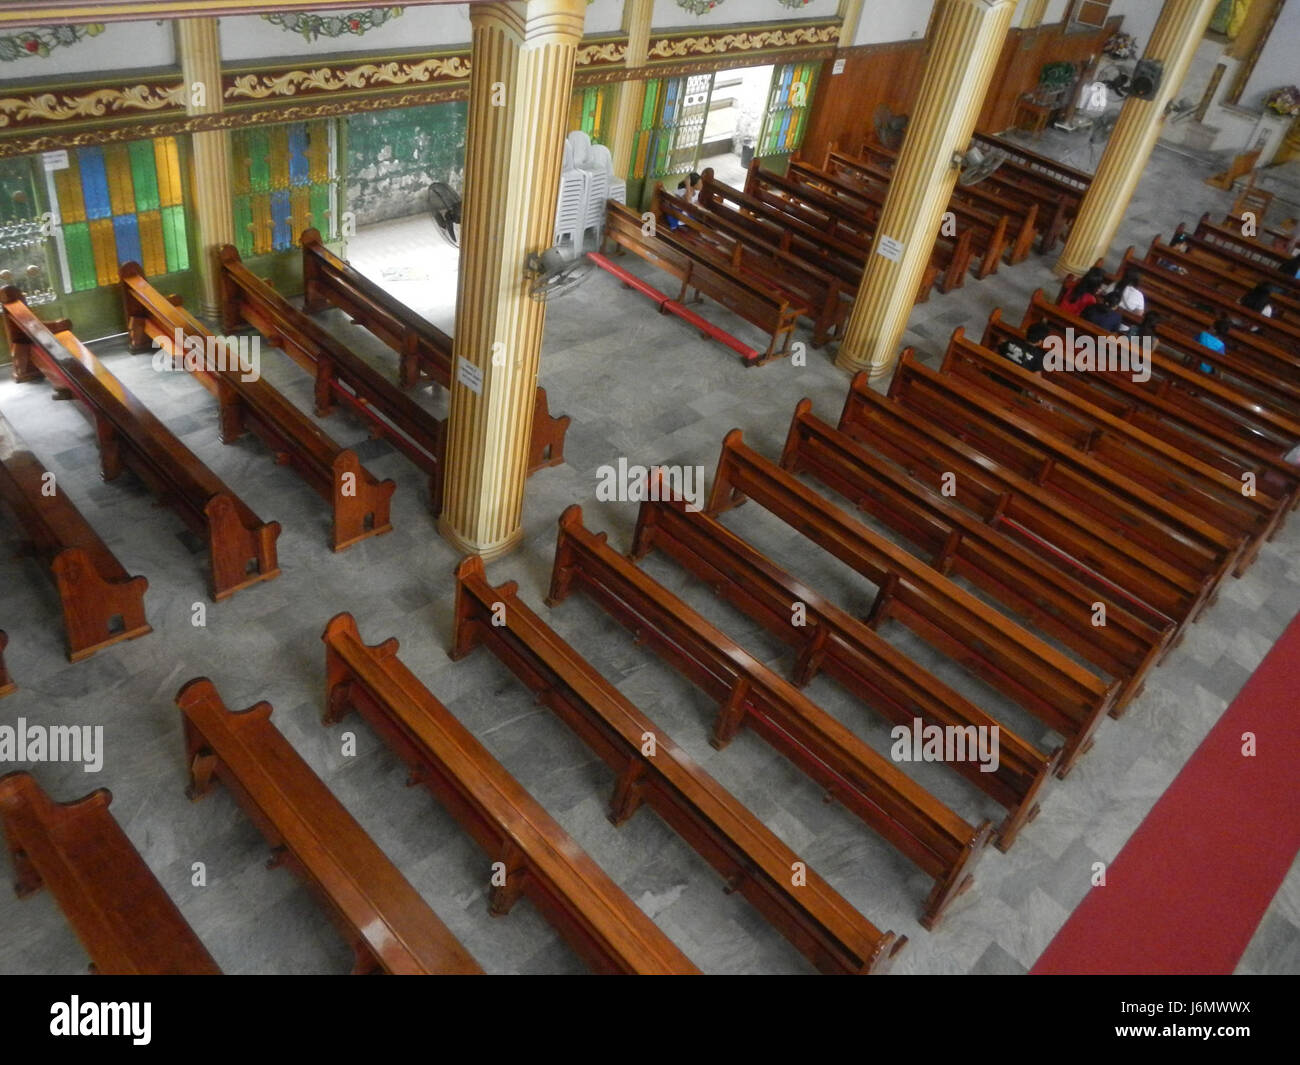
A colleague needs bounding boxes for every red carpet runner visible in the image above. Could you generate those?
[1033,611,1300,974]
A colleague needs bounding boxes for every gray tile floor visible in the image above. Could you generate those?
[0,133,1296,975]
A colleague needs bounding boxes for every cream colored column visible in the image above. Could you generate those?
[1055,0,1219,276]
[437,0,586,560]
[835,0,1017,378]
[176,18,234,319]
[606,0,654,179]
[837,0,866,47]
[1019,0,1048,29]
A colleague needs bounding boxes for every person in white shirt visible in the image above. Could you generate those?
[1108,268,1145,316]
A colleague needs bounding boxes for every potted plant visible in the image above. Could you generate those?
[1263,86,1300,118]
[1102,32,1139,60]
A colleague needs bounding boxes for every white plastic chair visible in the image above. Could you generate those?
[566,130,592,170]
[586,144,626,206]
[553,168,588,255]
[581,165,610,248]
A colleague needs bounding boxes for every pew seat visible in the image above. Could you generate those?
[0,771,220,974]
[322,611,698,975]
[177,677,483,975]
[0,409,151,660]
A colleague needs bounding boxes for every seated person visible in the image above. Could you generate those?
[1281,252,1300,280]
[996,322,1050,373]
[665,171,702,230]
[1111,268,1145,315]
[1060,267,1106,315]
[1240,282,1276,319]
[1081,289,1125,333]
[1157,232,1192,274]
[1132,310,1163,353]
[1193,316,1233,373]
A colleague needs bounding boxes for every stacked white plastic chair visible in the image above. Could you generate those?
[588,143,626,206]
[553,132,589,256]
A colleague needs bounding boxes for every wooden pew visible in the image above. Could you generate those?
[217,245,448,514]
[299,229,569,474]
[702,167,966,294]
[121,263,395,553]
[547,506,993,929]
[628,495,1058,850]
[836,373,1209,626]
[0,771,220,974]
[1061,265,1300,395]
[1146,236,1300,318]
[2,288,280,601]
[702,431,1120,773]
[1120,249,1300,352]
[779,401,1173,713]
[0,409,151,660]
[1194,214,1294,277]
[938,328,1280,573]
[176,676,483,975]
[970,133,1090,250]
[1006,300,1300,508]
[0,632,13,698]
[322,611,696,975]
[1025,289,1300,436]
[652,184,851,346]
[450,557,905,973]
[887,350,1243,592]
[824,148,1038,265]
[604,200,805,363]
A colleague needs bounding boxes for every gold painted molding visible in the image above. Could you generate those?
[0,81,186,130]
[225,55,473,101]
[0,1,474,29]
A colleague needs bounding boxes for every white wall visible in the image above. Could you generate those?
[1241,0,1300,110]
[0,20,174,78]
[585,0,625,36]
[219,5,472,62]
[852,0,934,46]
[1044,0,1071,24]
[651,0,840,33]
[1107,0,1161,49]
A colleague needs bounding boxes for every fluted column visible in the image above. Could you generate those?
[836,0,1017,379]
[437,0,586,560]
[837,0,866,47]
[1019,0,1048,29]
[1055,0,1219,277]
[606,0,654,179]
[176,17,234,319]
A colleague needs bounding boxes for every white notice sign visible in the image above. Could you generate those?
[457,357,484,395]
[42,150,69,172]
[832,59,845,76]
[877,235,905,262]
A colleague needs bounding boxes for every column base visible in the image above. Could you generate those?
[437,515,525,562]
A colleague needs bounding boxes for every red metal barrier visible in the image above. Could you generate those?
[586,252,762,366]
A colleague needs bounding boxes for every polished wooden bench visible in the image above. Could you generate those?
[0,409,150,661]
[121,263,395,552]
[0,771,220,974]
[322,610,697,976]
[939,328,1279,574]
[547,506,993,930]
[654,185,851,347]
[605,200,805,363]
[1119,248,1300,353]
[888,350,1242,593]
[825,148,1037,265]
[836,372,1207,627]
[217,245,448,514]
[970,133,1089,251]
[703,431,1120,773]
[450,557,903,973]
[1004,301,1300,511]
[3,288,280,601]
[779,400,1173,713]
[176,676,482,975]
[1146,236,1300,318]
[0,632,13,698]
[299,228,569,474]
[1194,214,1296,281]
[628,495,1058,850]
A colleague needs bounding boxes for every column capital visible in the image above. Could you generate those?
[470,0,587,44]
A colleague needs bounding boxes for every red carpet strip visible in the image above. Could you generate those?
[1033,611,1300,974]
